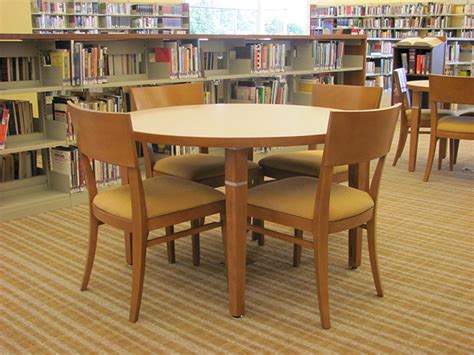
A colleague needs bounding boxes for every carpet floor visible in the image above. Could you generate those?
[1,133,473,353]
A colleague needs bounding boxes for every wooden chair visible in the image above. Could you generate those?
[424,75,474,182]
[392,68,454,167]
[247,104,401,329]
[258,84,383,183]
[69,103,226,322]
[130,83,262,263]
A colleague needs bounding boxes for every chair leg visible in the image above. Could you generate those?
[124,232,133,265]
[449,139,456,171]
[81,216,100,291]
[191,219,201,266]
[438,138,446,170]
[392,118,409,166]
[366,219,383,297]
[165,226,175,264]
[251,175,265,246]
[314,232,330,329]
[129,231,148,323]
[292,229,303,267]
[423,133,438,182]
[453,139,460,165]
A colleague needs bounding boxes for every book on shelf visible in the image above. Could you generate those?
[312,41,344,70]
[396,37,444,48]
[0,107,9,150]
[296,74,335,92]
[0,151,41,182]
[150,41,200,79]
[0,100,35,136]
[231,78,288,104]
[0,57,37,82]
[235,43,286,73]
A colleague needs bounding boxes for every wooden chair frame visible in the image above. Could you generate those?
[248,105,401,329]
[69,103,225,322]
[130,83,263,259]
[424,75,474,181]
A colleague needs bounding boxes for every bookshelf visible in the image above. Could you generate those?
[0,33,366,221]
[309,1,473,90]
[30,1,190,35]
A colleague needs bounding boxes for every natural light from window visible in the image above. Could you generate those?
[189,0,309,35]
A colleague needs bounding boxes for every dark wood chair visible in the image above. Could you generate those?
[130,83,262,264]
[424,75,474,181]
[247,104,401,329]
[69,103,226,322]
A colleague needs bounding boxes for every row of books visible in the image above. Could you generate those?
[44,42,108,85]
[0,57,38,82]
[67,1,99,15]
[235,43,287,73]
[30,0,67,14]
[446,42,461,63]
[365,76,392,90]
[0,100,36,137]
[366,58,393,75]
[130,17,184,29]
[131,4,160,16]
[161,4,188,16]
[151,42,201,79]
[312,41,344,70]
[68,15,99,29]
[50,146,120,192]
[367,41,393,56]
[100,16,130,29]
[99,2,130,15]
[400,49,432,75]
[312,3,465,17]
[231,79,288,105]
[296,74,336,92]
[204,81,224,104]
[203,52,226,71]
[0,151,42,182]
[107,54,143,76]
[49,92,124,142]
[32,15,67,30]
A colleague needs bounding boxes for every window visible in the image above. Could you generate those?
[189,0,309,35]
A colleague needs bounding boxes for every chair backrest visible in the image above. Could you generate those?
[312,84,383,110]
[130,82,205,110]
[429,75,474,105]
[322,105,401,167]
[393,67,411,108]
[68,102,138,168]
[314,104,401,223]
[68,102,147,219]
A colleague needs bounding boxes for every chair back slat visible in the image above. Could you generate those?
[312,84,383,110]
[322,104,401,166]
[429,75,474,105]
[68,103,138,168]
[130,82,204,110]
[393,68,411,108]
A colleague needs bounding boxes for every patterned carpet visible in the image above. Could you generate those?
[1,134,473,353]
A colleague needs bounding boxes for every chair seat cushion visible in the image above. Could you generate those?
[93,175,225,220]
[248,176,374,222]
[438,116,474,134]
[153,153,260,181]
[258,150,347,177]
[406,109,454,123]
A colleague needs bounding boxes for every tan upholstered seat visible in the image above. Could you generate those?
[437,116,474,134]
[258,151,348,178]
[94,175,225,220]
[405,108,453,123]
[154,154,260,181]
[248,176,373,221]
[259,84,382,182]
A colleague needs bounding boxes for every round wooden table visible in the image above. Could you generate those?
[407,80,429,172]
[131,104,362,317]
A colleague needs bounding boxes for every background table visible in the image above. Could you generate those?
[132,104,363,317]
[407,80,429,172]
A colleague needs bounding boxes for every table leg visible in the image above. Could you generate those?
[348,162,370,269]
[409,91,422,172]
[224,148,248,317]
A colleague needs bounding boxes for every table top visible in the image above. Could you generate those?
[407,80,429,91]
[131,104,330,148]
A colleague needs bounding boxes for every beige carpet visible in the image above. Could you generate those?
[1,134,473,353]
